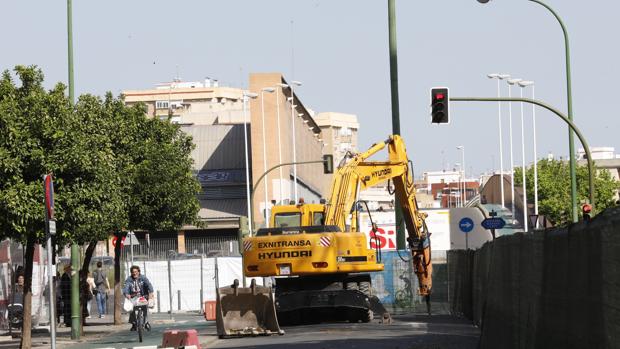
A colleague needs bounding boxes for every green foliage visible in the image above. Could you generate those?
[514,159,619,225]
[0,65,201,245]
[126,114,201,233]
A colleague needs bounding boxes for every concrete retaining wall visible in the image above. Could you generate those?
[448,206,620,349]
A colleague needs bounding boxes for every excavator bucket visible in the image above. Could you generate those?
[215,279,285,338]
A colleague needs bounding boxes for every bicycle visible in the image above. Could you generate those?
[131,296,151,342]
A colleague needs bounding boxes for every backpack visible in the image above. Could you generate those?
[94,270,106,286]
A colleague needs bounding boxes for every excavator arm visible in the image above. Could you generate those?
[324,135,432,298]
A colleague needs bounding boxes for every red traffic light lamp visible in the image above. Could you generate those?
[430,87,450,124]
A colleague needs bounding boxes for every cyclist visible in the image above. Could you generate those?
[122,265,154,331]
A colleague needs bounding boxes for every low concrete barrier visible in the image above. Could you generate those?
[448,206,620,349]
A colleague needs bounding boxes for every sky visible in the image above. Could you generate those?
[2,0,619,179]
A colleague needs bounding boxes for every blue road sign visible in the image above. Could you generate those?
[459,217,474,233]
[481,217,506,230]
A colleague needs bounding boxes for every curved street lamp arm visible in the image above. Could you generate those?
[250,159,328,235]
[450,96,595,211]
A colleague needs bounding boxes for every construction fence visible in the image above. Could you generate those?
[0,240,50,330]
[0,237,452,329]
[447,206,620,349]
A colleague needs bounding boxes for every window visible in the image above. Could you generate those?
[312,212,325,226]
[339,127,352,136]
[274,212,301,228]
[155,101,169,109]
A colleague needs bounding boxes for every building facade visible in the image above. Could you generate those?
[122,73,333,251]
[314,112,359,196]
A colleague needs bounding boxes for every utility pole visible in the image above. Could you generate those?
[67,0,81,339]
[388,0,406,250]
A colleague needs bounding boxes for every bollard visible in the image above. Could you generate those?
[200,288,204,314]
[157,290,161,313]
[200,257,204,314]
[178,290,181,311]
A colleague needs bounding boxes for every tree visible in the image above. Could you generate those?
[102,95,201,324]
[0,66,201,345]
[515,159,619,226]
[0,66,128,347]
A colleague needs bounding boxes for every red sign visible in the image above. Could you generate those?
[112,236,126,248]
[44,174,55,220]
[368,227,396,250]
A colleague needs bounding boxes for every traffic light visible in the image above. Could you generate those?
[322,154,334,174]
[430,87,449,124]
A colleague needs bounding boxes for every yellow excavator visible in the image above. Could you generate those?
[215,135,432,337]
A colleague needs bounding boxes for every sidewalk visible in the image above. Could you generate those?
[46,313,217,349]
[0,313,217,349]
[33,316,128,348]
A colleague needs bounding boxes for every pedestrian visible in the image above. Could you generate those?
[80,270,93,324]
[60,265,72,327]
[92,261,110,318]
[54,274,62,325]
[13,274,25,305]
[86,272,96,319]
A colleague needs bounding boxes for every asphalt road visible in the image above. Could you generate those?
[4,312,479,349]
[210,314,480,349]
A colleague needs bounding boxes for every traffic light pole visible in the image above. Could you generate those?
[387,0,406,250]
[450,96,595,212]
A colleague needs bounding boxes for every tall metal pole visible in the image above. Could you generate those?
[275,85,286,203]
[507,84,516,217]
[488,75,506,208]
[290,89,299,202]
[242,93,255,236]
[388,0,405,250]
[260,90,270,222]
[46,233,57,349]
[531,85,539,224]
[519,89,528,232]
[67,0,81,339]
[497,79,505,208]
[241,93,256,288]
[44,175,56,349]
[528,0,578,222]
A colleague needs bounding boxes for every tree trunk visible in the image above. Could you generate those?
[113,233,123,325]
[19,236,36,349]
[79,241,97,329]
[81,240,97,273]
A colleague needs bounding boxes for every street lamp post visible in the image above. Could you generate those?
[507,78,522,220]
[242,92,258,235]
[487,73,510,208]
[455,163,462,207]
[260,87,275,222]
[518,86,528,232]
[289,81,302,202]
[478,0,579,222]
[519,80,538,227]
[457,146,466,206]
[275,83,289,204]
